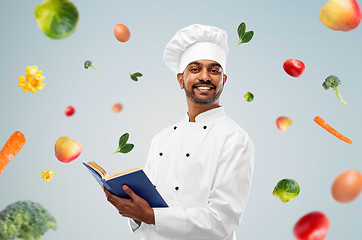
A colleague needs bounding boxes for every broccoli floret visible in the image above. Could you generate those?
[322,75,347,105]
[84,60,100,70]
[0,201,56,240]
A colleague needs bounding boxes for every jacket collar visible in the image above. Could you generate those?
[185,106,226,124]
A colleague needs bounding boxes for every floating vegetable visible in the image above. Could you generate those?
[283,59,305,77]
[18,66,45,93]
[236,22,254,46]
[314,116,352,144]
[64,106,75,116]
[114,23,131,42]
[84,60,100,70]
[331,169,362,203]
[34,0,79,39]
[129,72,143,81]
[244,92,254,102]
[41,170,54,181]
[293,211,329,240]
[322,75,347,105]
[0,201,57,240]
[273,178,300,203]
[0,131,26,175]
[114,133,134,154]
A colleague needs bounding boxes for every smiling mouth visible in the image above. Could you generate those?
[197,86,213,90]
[193,84,215,90]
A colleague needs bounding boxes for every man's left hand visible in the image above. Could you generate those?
[103,185,155,224]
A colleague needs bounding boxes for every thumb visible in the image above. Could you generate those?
[123,185,139,200]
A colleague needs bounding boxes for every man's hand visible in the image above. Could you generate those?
[103,185,155,225]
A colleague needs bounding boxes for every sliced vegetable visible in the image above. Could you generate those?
[314,116,352,144]
[273,178,300,203]
[34,0,79,39]
[322,75,347,105]
[0,131,26,175]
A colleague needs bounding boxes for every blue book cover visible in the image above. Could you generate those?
[83,161,168,208]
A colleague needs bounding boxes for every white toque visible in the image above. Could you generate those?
[163,24,229,74]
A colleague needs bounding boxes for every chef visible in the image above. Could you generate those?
[103,23,255,240]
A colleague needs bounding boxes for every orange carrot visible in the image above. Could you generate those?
[0,131,26,175]
[314,116,352,144]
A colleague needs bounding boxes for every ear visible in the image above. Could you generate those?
[177,73,184,89]
[223,74,227,85]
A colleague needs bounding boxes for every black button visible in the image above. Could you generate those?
[175,186,179,190]
[154,185,156,188]
[203,126,207,129]
[186,153,190,157]
[159,152,163,156]
[174,126,177,130]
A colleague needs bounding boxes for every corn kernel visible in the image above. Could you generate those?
[41,170,54,181]
[18,76,26,83]
[18,66,45,93]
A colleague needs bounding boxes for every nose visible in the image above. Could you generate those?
[199,68,210,81]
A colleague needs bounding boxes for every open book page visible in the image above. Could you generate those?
[86,161,107,178]
[106,168,141,180]
[85,161,140,181]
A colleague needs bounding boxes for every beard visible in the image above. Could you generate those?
[183,79,223,105]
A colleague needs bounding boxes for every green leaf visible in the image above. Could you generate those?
[241,31,254,43]
[130,75,138,81]
[118,133,129,148]
[237,22,246,40]
[119,143,134,153]
[133,72,143,77]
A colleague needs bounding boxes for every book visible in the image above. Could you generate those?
[83,161,168,208]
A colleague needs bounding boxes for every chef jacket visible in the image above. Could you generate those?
[128,106,254,240]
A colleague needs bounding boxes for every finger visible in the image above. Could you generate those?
[123,185,139,200]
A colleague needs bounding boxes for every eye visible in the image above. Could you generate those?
[210,68,221,74]
[190,67,199,72]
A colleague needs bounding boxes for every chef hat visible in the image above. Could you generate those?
[163,24,229,74]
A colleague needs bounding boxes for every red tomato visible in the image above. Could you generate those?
[293,211,329,240]
[65,106,75,117]
[283,59,305,77]
[113,23,131,42]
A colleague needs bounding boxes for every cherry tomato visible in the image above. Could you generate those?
[113,23,131,42]
[283,59,305,77]
[293,211,329,240]
[65,106,75,117]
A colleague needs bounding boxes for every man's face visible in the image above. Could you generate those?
[177,59,227,105]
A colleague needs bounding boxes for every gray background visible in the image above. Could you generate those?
[0,0,361,239]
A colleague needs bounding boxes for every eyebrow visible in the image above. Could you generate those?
[188,61,222,68]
